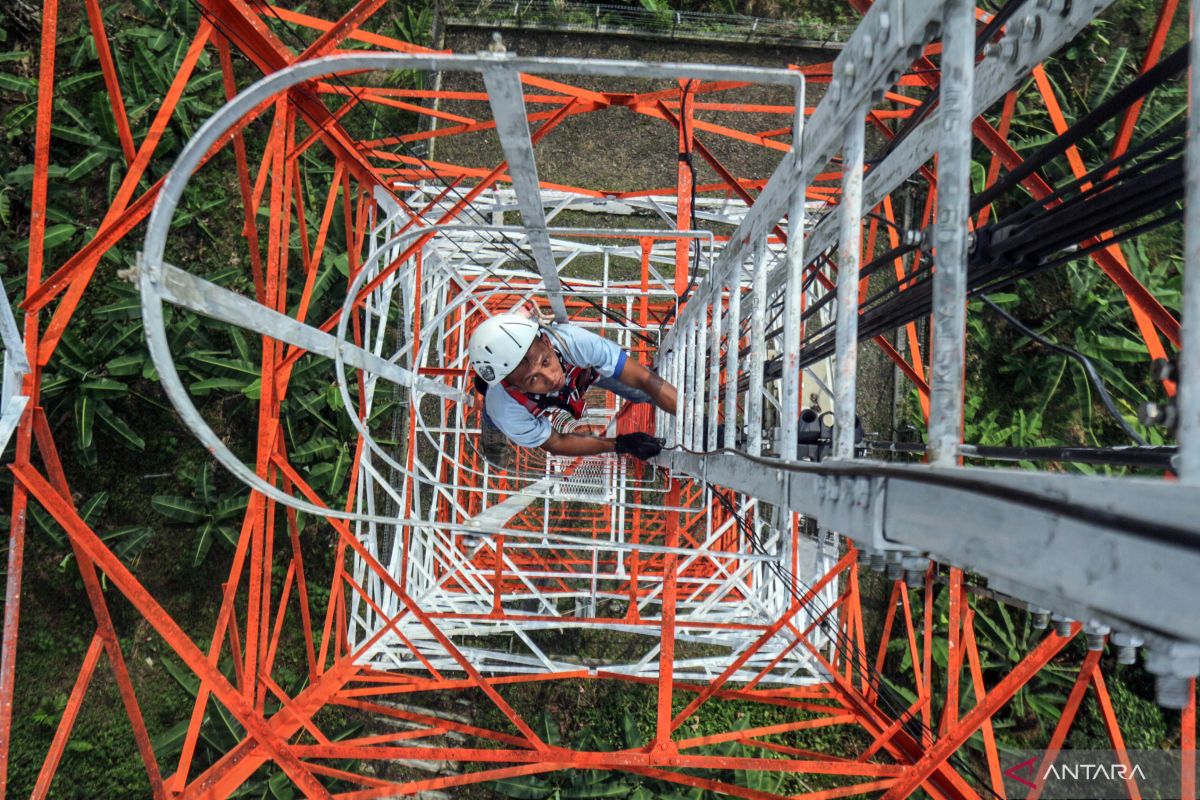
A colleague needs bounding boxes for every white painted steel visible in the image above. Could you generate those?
[832,110,865,461]
[1180,0,1200,482]
[0,274,28,456]
[746,240,768,456]
[927,0,974,466]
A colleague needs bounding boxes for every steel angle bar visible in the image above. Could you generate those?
[453,527,785,563]
[778,0,1124,290]
[0,397,27,464]
[147,225,547,523]
[927,0,975,466]
[148,263,448,398]
[0,274,29,457]
[660,449,1200,643]
[481,62,568,321]
[1181,0,1200,482]
[722,264,743,450]
[460,477,562,530]
[706,294,723,452]
[747,241,769,456]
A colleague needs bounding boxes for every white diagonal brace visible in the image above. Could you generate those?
[481,61,569,321]
[152,261,462,400]
[0,273,29,456]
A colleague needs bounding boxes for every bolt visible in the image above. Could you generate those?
[1084,621,1110,652]
[1154,676,1191,709]
[887,561,904,581]
[870,552,886,572]
[1139,400,1177,429]
[1151,357,1177,383]
[857,546,873,566]
[1022,15,1040,42]
[854,476,871,507]
[901,554,927,585]
[1111,632,1143,665]
[1031,609,1050,630]
[1051,613,1074,638]
[1143,643,1200,708]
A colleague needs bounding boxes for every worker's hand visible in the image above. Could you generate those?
[613,432,665,461]
[514,301,554,326]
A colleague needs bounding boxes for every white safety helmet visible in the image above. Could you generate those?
[468,313,541,386]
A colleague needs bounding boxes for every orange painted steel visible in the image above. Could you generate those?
[2,1,1193,798]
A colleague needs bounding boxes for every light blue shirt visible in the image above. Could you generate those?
[485,324,628,448]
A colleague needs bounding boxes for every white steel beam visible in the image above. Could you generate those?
[481,62,569,321]
[926,0,975,465]
[660,449,1200,644]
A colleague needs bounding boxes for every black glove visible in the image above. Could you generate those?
[613,432,664,461]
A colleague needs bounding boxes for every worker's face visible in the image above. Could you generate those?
[507,335,565,394]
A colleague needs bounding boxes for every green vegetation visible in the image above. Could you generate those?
[901,9,1186,467]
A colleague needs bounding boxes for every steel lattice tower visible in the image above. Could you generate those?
[0,0,1197,797]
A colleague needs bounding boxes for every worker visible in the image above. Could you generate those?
[468,307,677,466]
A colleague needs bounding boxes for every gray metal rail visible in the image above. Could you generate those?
[651,0,1200,704]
